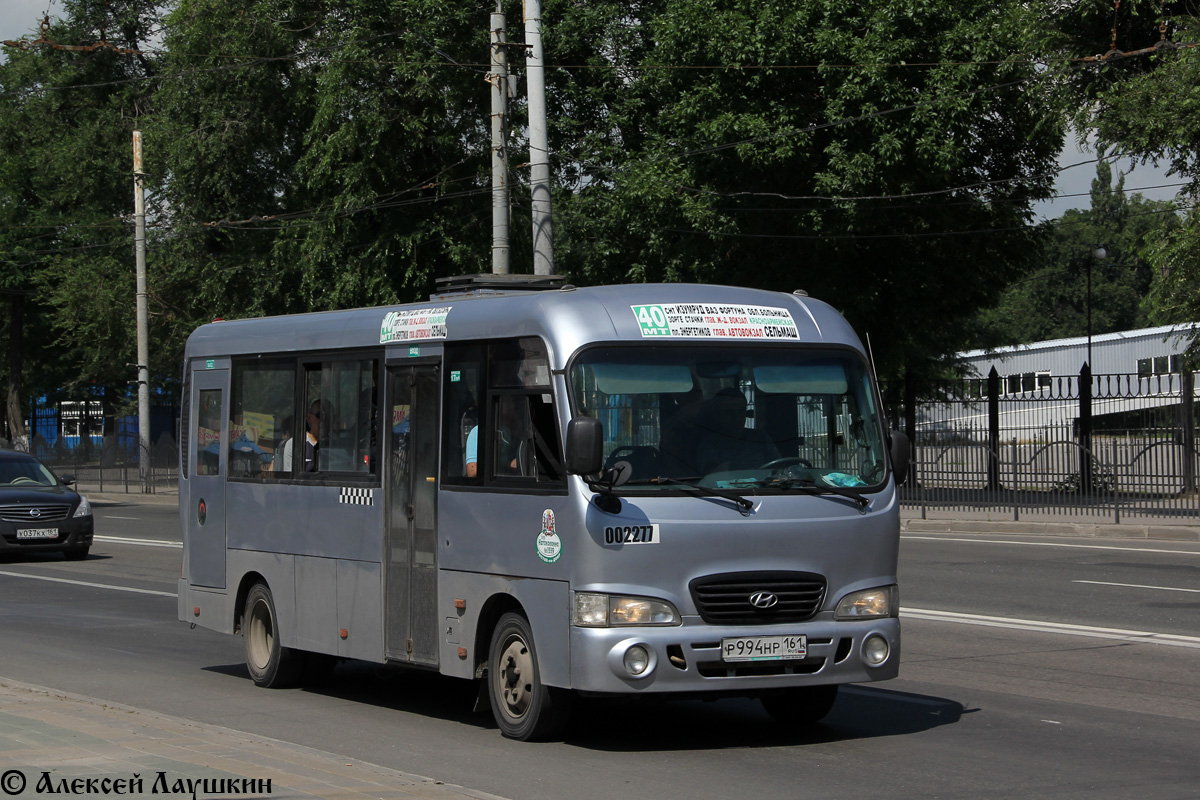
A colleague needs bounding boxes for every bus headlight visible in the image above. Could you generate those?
[573,593,680,627]
[834,585,898,620]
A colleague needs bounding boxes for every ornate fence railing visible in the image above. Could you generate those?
[888,369,1200,524]
[15,433,179,495]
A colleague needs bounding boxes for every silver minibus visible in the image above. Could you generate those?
[177,276,909,740]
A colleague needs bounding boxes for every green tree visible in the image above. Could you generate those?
[543,0,1068,379]
[972,161,1180,349]
[0,0,162,441]
[149,0,494,364]
[1075,3,1200,337]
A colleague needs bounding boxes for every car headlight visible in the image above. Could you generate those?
[834,585,898,620]
[73,497,92,518]
[573,592,680,627]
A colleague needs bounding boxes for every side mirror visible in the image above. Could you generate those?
[59,474,76,486]
[889,431,910,486]
[565,417,604,476]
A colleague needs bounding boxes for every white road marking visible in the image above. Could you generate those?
[902,535,1200,557]
[95,535,182,549]
[1073,580,1200,594]
[101,515,139,520]
[904,607,1200,649]
[0,569,176,598]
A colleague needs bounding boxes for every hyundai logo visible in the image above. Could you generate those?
[749,591,779,609]
[29,508,42,519]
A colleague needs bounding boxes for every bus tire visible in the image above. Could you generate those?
[243,583,302,688]
[760,684,839,725]
[488,611,571,741]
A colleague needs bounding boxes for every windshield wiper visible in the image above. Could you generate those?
[623,476,754,514]
[760,477,871,509]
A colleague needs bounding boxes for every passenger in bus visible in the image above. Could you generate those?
[274,416,294,473]
[465,424,479,477]
[305,400,331,472]
[695,388,779,473]
[463,399,526,477]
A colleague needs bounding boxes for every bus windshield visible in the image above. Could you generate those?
[570,345,889,491]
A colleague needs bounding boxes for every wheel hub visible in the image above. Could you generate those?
[497,638,533,718]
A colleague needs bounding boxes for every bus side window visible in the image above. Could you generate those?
[444,344,485,484]
[229,359,295,480]
[196,389,222,476]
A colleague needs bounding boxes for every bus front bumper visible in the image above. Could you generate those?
[568,616,899,695]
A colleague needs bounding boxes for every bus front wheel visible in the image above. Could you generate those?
[488,612,571,741]
[243,583,302,688]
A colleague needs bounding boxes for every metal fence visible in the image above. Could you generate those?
[891,369,1200,524]
[9,432,180,495]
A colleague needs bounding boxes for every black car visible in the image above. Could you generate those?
[0,449,94,560]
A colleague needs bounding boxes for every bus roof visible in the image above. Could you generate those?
[183,282,864,364]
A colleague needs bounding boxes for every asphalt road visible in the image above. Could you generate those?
[1,500,1198,799]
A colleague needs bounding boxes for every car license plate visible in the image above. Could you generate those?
[16,528,59,540]
[721,635,807,662]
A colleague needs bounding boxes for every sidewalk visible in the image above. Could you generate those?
[81,487,178,508]
[0,679,504,800]
[900,510,1200,542]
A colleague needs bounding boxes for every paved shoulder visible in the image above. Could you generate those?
[0,678,505,800]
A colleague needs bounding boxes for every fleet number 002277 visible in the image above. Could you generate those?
[603,524,660,545]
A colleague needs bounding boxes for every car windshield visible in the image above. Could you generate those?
[569,345,889,492]
[0,457,58,487]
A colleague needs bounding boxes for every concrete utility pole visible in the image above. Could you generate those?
[524,0,554,275]
[490,6,510,275]
[133,130,151,492]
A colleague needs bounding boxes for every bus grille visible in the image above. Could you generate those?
[689,571,826,625]
[0,504,72,523]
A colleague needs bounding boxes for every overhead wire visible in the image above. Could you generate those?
[0,12,1193,254]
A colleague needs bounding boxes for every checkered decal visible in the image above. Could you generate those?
[339,487,374,506]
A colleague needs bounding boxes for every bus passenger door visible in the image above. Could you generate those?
[187,367,228,589]
[384,364,440,665]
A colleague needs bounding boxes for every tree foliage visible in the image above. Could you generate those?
[2,0,1104,418]
[0,0,159,435]
[1072,2,1200,341]
[544,0,1067,378]
[972,161,1180,348]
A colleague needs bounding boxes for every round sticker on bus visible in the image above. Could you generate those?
[537,509,562,563]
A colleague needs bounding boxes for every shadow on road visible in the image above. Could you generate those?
[202,660,969,749]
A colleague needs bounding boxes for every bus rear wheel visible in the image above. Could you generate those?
[761,684,839,725]
[243,583,302,688]
[488,612,571,741]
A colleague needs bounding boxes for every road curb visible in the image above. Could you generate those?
[901,516,1200,542]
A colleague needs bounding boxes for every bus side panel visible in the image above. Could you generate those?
[178,581,237,635]
[438,571,570,688]
[336,558,384,662]
[438,491,570,579]
[294,556,338,653]
[226,483,385,563]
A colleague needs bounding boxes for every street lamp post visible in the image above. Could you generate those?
[1082,245,1106,497]
[1088,246,1107,369]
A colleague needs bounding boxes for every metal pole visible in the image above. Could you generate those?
[490,7,510,275]
[1086,256,1093,370]
[133,131,152,493]
[524,0,554,275]
[987,367,1000,491]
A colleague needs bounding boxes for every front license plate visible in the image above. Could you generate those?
[721,635,807,663]
[16,528,59,540]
